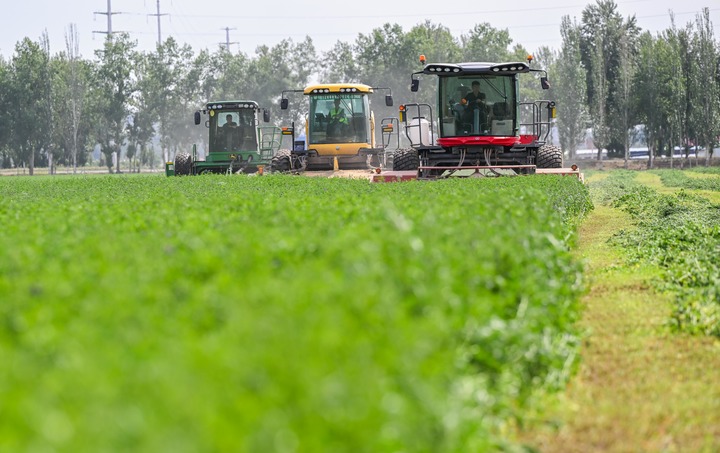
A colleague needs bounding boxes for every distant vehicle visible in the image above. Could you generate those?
[629,148,649,159]
[385,55,581,180]
[274,83,394,171]
[167,100,283,176]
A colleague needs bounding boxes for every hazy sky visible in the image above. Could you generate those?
[1,0,717,59]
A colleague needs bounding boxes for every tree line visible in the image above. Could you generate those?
[0,0,717,174]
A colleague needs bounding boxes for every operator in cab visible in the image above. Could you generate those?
[327,98,349,138]
[222,114,238,128]
[462,81,490,133]
[220,113,239,151]
[328,99,348,125]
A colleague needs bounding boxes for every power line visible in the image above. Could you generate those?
[163,0,656,21]
[86,2,718,56]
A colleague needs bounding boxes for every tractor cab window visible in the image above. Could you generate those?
[308,94,369,145]
[210,109,258,152]
[439,76,516,138]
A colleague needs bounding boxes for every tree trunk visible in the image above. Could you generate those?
[29,149,35,176]
[706,142,711,167]
[624,136,629,169]
[72,130,78,174]
[670,132,674,169]
[115,146,122,174]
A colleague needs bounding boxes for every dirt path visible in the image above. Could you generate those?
[519,180,720,452]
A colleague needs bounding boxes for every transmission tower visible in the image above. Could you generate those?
[221,27,238,51]
[93,0,124,37]
[148,0,169,46]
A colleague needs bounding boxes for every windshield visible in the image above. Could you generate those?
[208,109,258,152]
[308,94,369,144]
[438,75,516,137]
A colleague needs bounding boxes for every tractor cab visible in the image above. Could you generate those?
[276,83,394,171]
[307,88,372,145]
[206,102,262,154]
[437,70,517,139]
[167,100,283,176]
[385,57,574,179]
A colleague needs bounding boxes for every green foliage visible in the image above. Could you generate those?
[652,169,720,192]
[8,37,51,173]
[690,8,720,160]
[0,175,591,452]
[586,169,642,204]
[93,33,139,173]
[460,23,513,62]
[580,0,642,155]
[684,167,720,175]
[553,16,589,157]
[611,181,720,336]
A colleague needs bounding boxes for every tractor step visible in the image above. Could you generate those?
[536,167,584,179]
[370,171,418,182]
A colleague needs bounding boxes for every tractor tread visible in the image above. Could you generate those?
[175,152,193,176]
[536,145,563,169]
[392,148,420,171]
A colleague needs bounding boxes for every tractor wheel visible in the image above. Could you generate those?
[392,148,419,171]
[175,152,193,176]
[271,149,292,173]
[536,145,563,168]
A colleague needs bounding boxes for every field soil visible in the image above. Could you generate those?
[519,173,720,452]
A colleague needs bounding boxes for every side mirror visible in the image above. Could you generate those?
[411,79,419,92]
[263,110,270,123]
[385,95,393,107]
[194,111,201,125]
[541,77,550,90]
[280,98,289,110]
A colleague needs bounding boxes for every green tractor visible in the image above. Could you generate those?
[167,100,284,176]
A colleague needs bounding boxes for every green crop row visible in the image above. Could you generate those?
[651,169,720,192]
[611,178,720,337]
[586,169,644,205]
[684,166,720,175]
[0,174,591,452]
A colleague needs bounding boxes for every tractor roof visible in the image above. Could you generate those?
[204,100,259,110]
[304,83,373,95]
[422,61,530,76]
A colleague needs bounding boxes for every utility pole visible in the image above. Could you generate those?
[148,0,169,47]
[93,0,124,38]
[220,27,238,51]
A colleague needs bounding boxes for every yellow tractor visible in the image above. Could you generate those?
[273,83,394,171]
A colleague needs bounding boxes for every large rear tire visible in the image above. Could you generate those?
[175,152,192,176]
[536,145,563,168]
[271,149,292,173]
[392,148,419,171]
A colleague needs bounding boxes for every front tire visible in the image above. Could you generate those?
[536,145,563,168]
[271,149,292,173]
[175,152,192,176]
[392,148,419,171]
